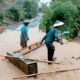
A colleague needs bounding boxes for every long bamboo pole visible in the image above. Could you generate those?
[0,55,60,64]
[13,68,80,80]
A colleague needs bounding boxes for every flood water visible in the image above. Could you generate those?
[0,20,80,80]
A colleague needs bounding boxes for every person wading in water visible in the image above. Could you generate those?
[20,20,30,48]
[40,20,64,64]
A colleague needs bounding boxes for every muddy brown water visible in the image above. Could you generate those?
[0,42,80,80]
[0,26,80,80]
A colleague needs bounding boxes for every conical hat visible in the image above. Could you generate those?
[53,20,64,27]
[23,19,31,23]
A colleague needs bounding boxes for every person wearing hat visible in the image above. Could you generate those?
[20,20,30,48]
[40,20,64,64]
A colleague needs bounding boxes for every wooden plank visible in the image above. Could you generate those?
[0,55,60,64]
[15,42,43,55]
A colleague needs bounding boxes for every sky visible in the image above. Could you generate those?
[39,0,51,3]
[38,0,51,7]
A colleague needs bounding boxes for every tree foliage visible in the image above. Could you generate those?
[40,0,79,38]
[40,5,53,32]
[23,0,38,19]
[6,7,20,21]
[0,12,3,25]
[0,0,39,22]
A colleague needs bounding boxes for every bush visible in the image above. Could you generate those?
[7,7,20,21]
[77,6,80,29]
[52,1,79,39]
[23,0,38,19]
[39,6,53,33]
[40,1,79,38]
[0,12,4,25]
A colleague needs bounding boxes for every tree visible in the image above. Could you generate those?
[13,0,39,19]
[23,0,38,19]
[40,5,53,33]
[0,12,4,25]
[40,1,79,38]
[0,0,13,7]
[7,7,20,21]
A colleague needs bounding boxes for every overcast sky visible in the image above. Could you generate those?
[38,0,51,7]
[39,0,51,3]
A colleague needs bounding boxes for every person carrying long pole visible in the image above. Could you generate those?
[40,20,64,64]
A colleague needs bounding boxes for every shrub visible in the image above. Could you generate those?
[0,12,4,25]
[40,1,79,38]
[52,1,79,38]
[23,0,38,19]
[7,7,20,21]
[39,6,53,33]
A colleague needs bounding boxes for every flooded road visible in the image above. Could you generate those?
[0,28,80,80]
[0,14,80,80]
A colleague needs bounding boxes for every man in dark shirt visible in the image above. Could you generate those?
[40,20,64,63]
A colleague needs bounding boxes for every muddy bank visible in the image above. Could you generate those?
[0,25,7,34]
[72,37,80,44]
